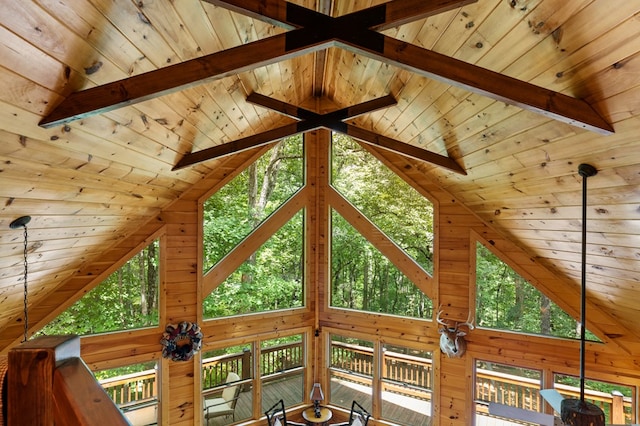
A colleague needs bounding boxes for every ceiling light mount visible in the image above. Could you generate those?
[9,215,31,229]
[578,163,597,178]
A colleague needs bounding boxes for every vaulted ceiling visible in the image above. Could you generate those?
[1,0,640,354]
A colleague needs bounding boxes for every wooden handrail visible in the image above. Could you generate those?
[8,335,129,426]
[96,340,631,424]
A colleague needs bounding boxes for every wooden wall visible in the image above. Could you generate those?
[32,130,640,426]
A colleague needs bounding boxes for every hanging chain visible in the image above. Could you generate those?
[22,224,29,343]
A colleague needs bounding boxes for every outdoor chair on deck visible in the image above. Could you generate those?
[331,400,370,426]
[265,399,306,426]
[203,372,241,425]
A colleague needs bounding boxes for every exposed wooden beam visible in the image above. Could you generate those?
[246,92,397,121]
[38,33,331,128]
[177,93,466,175]
[173,123,302,170]
[40,0,613,136]
[174,94,398,170]
[345,125,466,175]
[39,0,474,128]
[203,0,475,32]
[343,36,614,135]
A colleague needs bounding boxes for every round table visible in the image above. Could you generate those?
[302,406,332,425]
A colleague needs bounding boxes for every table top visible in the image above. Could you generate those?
[302,406,332,423]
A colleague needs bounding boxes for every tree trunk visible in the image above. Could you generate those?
[540,294,551,335]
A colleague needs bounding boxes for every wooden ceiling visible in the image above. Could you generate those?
[1,0,640,353]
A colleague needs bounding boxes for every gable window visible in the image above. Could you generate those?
[202,135,304,272]
[329,133,434,318]
[331,133,434,274]
[475,241,599,340]
[39,239,160,335]
[202,136,305,319]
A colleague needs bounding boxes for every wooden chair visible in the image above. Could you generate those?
[264,399,305,426]
[203,372,241,424]
[331,400,370,426]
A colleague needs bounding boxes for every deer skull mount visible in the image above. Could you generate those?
[437,309,475,358]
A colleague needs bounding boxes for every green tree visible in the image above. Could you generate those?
[40,240,159,336]
[203,136,304,318]
[475,242,598,340]
[329,134,433,319]
[331,134,434,273]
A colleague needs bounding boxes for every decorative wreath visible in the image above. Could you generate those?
[160,321,203,361]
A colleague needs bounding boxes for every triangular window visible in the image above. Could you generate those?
[203,135,304,272]
[39,239,160,335]
[476,241,599,340]
[331,133,434,274]
[203,209,304,318]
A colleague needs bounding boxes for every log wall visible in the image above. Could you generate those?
[42,131,640,426]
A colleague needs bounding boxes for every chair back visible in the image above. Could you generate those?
[265,399,287,426]
[349,400,371,426]
[221,372,241,409]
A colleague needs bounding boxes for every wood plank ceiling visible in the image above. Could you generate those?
[1,0,640,353]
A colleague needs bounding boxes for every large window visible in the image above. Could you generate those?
[202,344,253,424]
[475,241,598,340]
[381,344,433,425]
[261,334,305,411]
[202,136,304,271]
[98,361,158,426]
[201,333,306,424]
[39,239,160,335]
[331,133,434,274]
[329,133,434,319]
[202,135,305,319]
[474,360,542,425]
[474,360,637,425]
[203,209,304,318]
[329,333,433,426]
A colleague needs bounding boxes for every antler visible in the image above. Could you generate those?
[436,306,475,329]
[458,311,475,330]
[436,307,449,326]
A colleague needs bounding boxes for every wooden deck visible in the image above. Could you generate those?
[203,376,538,426]
[204,375,432,426]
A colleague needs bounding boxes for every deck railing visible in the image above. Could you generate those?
[100,341,632,423]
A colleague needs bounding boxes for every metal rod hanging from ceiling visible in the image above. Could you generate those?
[578,163,597,403]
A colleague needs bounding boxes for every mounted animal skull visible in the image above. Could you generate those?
[437,309,475,358]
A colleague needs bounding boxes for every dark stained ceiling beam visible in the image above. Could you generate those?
[38,34,332,128]
[175,93,467,175]
[209,0,612,135]
[174,94,399,171]
[38,0,475,128]
[340,37,614,135]
[344,125,466,174]
[40,0,613,136]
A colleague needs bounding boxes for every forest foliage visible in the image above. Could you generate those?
[42,133,586,341]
